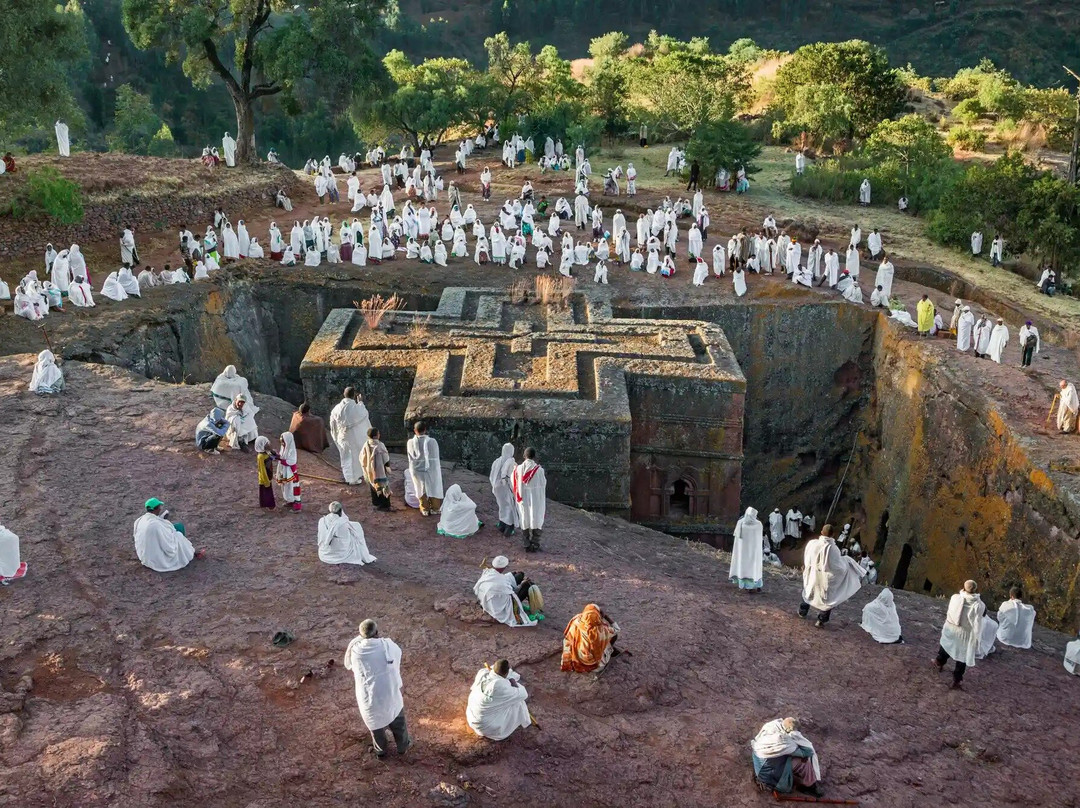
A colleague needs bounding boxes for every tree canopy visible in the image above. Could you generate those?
[122,0,386,162]
[685,118,762,179]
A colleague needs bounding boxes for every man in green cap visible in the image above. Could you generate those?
[133,499,204,572]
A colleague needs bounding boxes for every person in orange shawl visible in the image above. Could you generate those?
[560,604,621,673]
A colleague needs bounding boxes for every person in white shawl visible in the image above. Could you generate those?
[729,507,763,591]
[437,485,481,538]
[1064,633,1080,675]
[29,350,64,394]
[222,132,237,167]
[134,498,199,572]
[69,274,95,307]
[211,364,254,410]
[995,586,1035,649]
[987,318,1009,363]
[956,306,975,351]
[100,271,128,302]
[751,717,823,796]
[489,443,519,536]
[858,178,871,205]
[225,394,259,450]
[0,524,27,584]
[860,588,903,643]
[434,241,448,267]
[732,267,747,297]
[935,580,986,688]
[55,120,70,157]
[317,502,376,566]
[473,556,538,627]
[799,524,866,626]
[50,248,71,295]
[407,421,444,515]
[511,448,546,552]
[329,387,370,485]
[692,257,709,287]
[343,619,411,758]
[874,256,894,298]
[117,266,141,297]
[466,659,532,741]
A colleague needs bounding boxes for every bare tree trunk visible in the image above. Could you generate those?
[234,96,257,165]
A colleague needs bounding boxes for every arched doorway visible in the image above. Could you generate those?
[669,479,693,517]
[893,543,913,590]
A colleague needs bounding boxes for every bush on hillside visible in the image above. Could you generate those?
[952,98,984,124]
[946,125,987,151]
[5,167,84,224]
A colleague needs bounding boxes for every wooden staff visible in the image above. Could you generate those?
[298,471,351,485]
[772,792,859,805]
[1046,393,1061,425]
[38,325,54,354]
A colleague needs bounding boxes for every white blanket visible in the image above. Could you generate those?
[473,569,536,627]
[860,588,902,643]
[465,667,531,740]
[317,512,376,566]
[133,513,194,573]
[437,485,480,538]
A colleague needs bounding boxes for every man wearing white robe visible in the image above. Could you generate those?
[344,620,410,757]
[989,235,1004,266]
[935,580,985,688]
[768,508,784,550]
[317,502,376,566]
[134,498,197,572]
[729,507,764,591]
[866,229,882,259]
[858,178,871,205]
[806,240,823,280]
[511,448,546,552]
[973,315,992,358]
[466,660,532,741]
[860,589,903,644]
[823,249,840,287]
[874,256,894,298]
[799,524,866,626]
[995,586,1034,649]
[987,318,1009,363]
[1018,321,1040,367]
[222,132,237,167]
[845,244,860,279]
[120,227,137,267]
[55,120,70,157]
[784,507,802,540]
[329,388,370,485]
[407,421,443,516]
[1057,379,1079,433]
[692,258,709,286]
[473,556,537,627]
[69,274,95,307]
[956,306,975,351]
[970,230,983,257]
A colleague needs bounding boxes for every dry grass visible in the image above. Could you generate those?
[407,313,432,346]
[535,274,574,308]
[354,293,405,330]
[508,278,530,305]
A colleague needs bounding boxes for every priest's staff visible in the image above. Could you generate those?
[772,793,859,805]
[1046,393,1061,426]
[38,325,54,354]
[824,428,862,525]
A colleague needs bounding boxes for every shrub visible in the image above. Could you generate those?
[952,97,984,124]
[946,125,987,151]
[6,166,84,224]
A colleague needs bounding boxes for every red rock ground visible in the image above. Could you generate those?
[1,357,1078,808]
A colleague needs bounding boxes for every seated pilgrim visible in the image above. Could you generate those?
[751,717,824,797]
[560,603,620,673]
[465,659,532,741]
[195,407,229,454]
[437,484,482,538]
[473,555,542,627]
[996,586,1035,649]
[289,401,330,453]
[0,524,27,585]
[317,502,376,566]
[29,350,64,394]
[134,498,202,572]
[1065,633,1080,675]
[859,588,904,644]
[225,394,259,451]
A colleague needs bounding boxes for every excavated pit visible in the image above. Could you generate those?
[27,274,1080,629]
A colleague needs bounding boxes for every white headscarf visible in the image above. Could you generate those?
[437,484,479,538]
[29,350,64,393]
[489,443,516,488]
[860,588,902,643]
[279,431,297,465]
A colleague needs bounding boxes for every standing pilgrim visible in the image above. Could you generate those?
[987,318,1009,364]
[277,432,302,512]
[55,120,70,157]
[329,388,370,485]
[1018,320,1040,368]
[344,619,411,758]
[729,507,764,593]
[799,525,866,627]
[858,178,871,206]
[490,443,519,536]
[768,508,784,550]
[511,448,546,552]
[956,306,975,352]
[935,580,985,689]
[222,132,237,167]
[874,255,894,299]
[120,226,138,268]
[970,230,983,257]
[1057,379,1079,433]
[359,427,393,511]
[407,421,444,516]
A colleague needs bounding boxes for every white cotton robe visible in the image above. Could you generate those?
[343,636,404,730]
[133,512,195,573]
[437,485,481,538]
[940,591,985,666]
[489,443,518,529]
[55,121,70,157]
[29,350,64,394]
[511,460,546,530]
[0,525,21,579]
[987,324,1009,363]
[729,507,764,589]
[956,311,975,351]
[860,589,903,643]
[317,511,376,566]
[874,261,894,298]
[996,600,1035,649]
[473,568,537,627]
[330,398,370,484]
[466,668,531,741]
[407,434,444,500]
[802,535,866,611]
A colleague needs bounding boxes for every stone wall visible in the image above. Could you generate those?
[854,319,1080,629]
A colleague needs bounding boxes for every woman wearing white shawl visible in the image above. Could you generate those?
[751,717,822,795]
[434,241,448,267]
[14,285,45,320]
[289,222,304,255]
[474,236,490,265]
[117,266,141,297]
[437,485,481,538]
[29,350,64,394]
[466,661,532,741]
[976,614,998,659]
[692,258,709,287]
[100,271,129,302]
[845,245,860,279]
[50,249,71,295]
[729,507,763,591]
[45,243,58,273]
[874,257,894,297]
[712,244,726,276]
[352,242,367,266]
[221,222,240,260]
[247,237,265,259]
[280,246,297,266]
[451,228,467,257]
[55,120,70,156]
[193,262,210,280]
[211,365,254,410]
[69,275,95,307]
[860,588,903,643]
[68,244,88,283]
[936,580,985,687]
[441,218,454,241]
[490,443,519,536]
[317,502,376,565]
[733,267,747,297]
[237,220,250,257]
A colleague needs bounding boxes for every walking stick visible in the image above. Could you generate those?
[39,325,54,354]
[1046,393,1060,425]
[773,792,859,805]
[297,471,350,485]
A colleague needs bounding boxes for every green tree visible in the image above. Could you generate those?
[772,83,854,148]
[685,119,762,180]
[360,51,480,149]
[106,85,165,154]
[1015,175,1080,272]
[864,114,951,177]
[0,0,89,138]
[585,33,629,139]
[773,40,906,139]
[122,0,386,164]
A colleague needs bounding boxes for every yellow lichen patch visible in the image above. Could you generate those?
[1029,468,1055,495]
[986,409,1008,438]
[204,289,226,315]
